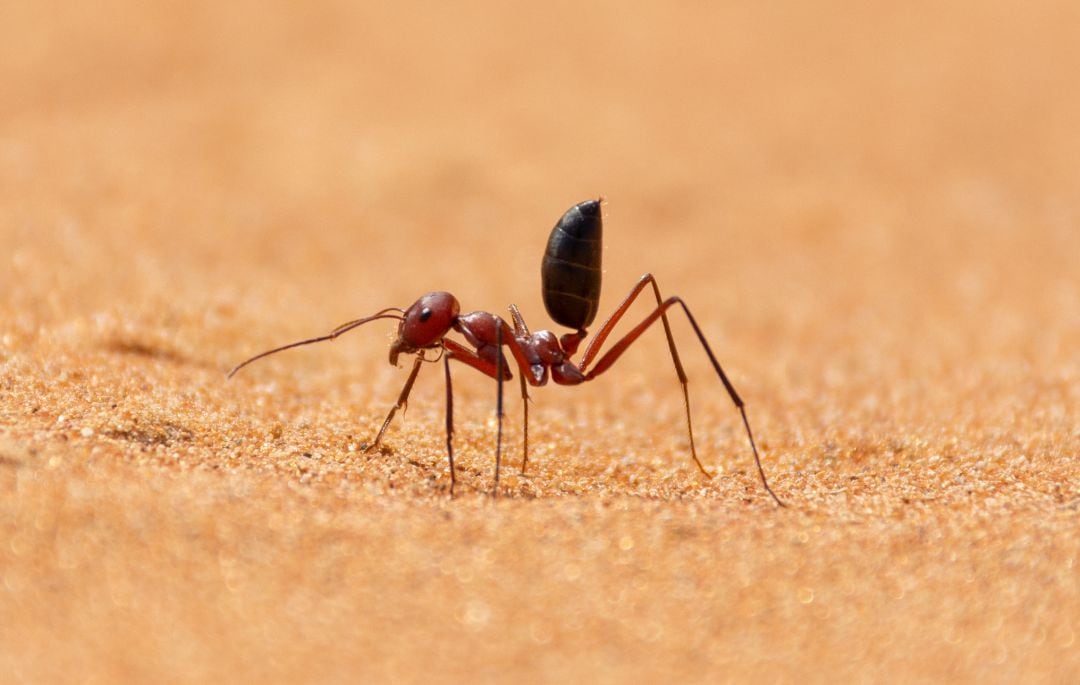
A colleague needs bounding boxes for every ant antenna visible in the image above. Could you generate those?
[227,308,405,378]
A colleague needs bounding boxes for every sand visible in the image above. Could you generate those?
[2,2,1078,682]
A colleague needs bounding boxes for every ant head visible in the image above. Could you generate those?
[389,291,460,365]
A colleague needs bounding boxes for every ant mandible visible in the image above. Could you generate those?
[229,199,784,506]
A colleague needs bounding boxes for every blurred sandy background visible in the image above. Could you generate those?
[2,2,1078,682]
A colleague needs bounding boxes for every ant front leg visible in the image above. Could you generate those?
[364,354,425,453]
[443,350,456,496]
[579,274,704,475]
[363,348,459,495]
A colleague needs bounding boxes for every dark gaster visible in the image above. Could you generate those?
[541,198,603,331]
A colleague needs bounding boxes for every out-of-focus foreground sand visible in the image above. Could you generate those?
[2,3,1078,683]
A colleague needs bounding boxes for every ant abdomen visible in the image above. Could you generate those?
[541,198,603,331]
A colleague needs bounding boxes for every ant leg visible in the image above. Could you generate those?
[579,274,705,476]
[585,296,785,507]
[580,274,670,370]
[507,304,531,474]
[442,336,538,486]
[443,339,500,376]
[444,351,456,496]
[519,374,530,474]
[494,324,504,495]
[364,354,424,453]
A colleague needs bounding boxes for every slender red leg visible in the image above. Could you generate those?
[508,305,532,474]
[443,351,456,496]
[580,274,704,476]
[445,325,537,384]
[580,274,678,371]
[518,374,529,474]
[585,296,785,507]
[442,337,529,494]
[442,338,506,379]
[363,354,424,452]
[494,324,504,495]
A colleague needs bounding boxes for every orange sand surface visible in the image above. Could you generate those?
[2,3,1078,682]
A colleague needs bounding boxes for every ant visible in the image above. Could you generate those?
[229,199,784,505]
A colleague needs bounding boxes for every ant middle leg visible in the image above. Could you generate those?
[508,304,532,475]
[518,374,530,474]
[494,324,504,494]
[441,337,521,495]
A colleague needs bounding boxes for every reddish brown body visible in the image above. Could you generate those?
[229,199,783,505]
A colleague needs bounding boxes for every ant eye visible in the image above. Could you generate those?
[419,307,433,322]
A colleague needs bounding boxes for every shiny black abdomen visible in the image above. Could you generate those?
[541,199,603,330]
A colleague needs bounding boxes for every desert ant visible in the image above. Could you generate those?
[229,199,784,505]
